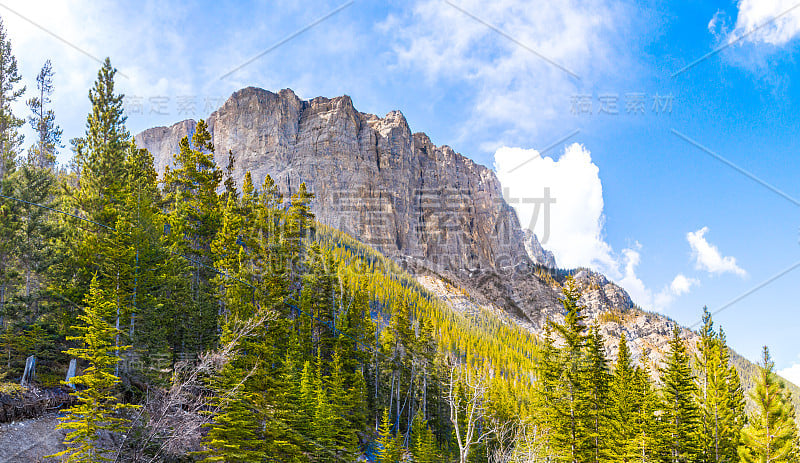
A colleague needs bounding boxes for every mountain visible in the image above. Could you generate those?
[135,86,780,387]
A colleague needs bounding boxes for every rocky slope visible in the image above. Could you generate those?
[523,230,557,268]
[133,87,751,374]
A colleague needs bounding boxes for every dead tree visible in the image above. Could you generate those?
[447,365,493,463]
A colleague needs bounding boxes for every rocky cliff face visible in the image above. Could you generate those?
[523,230,557,268]
[137,87,529,275]
[134,87,699,368]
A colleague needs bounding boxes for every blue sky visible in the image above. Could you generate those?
[3,0,800,377]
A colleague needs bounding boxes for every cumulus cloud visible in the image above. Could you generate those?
[654,274,700,310]
[670,274,699,296]
[494,143,616,272]
[617,245,653,308]
[495,143,701,312]
[687,227,746,277]
[726,0,800,47]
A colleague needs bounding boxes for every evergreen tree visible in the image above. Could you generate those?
[0,17,25,186]
[738,346,799,463]
[377,407,402,463]
[631,365,659,463]
[199,323,268,463]
[13,162,57,321]
[60,58,131,333]
[696,308,746,463]
[608,333,638,462]
[411,410,438,463]
[546,278,590,463]
[659,327,702,463]
[51,275,137,462]
[584,325,610,463]
[0,17,24,345]
[162,119,222,355]
[27,59,62,168]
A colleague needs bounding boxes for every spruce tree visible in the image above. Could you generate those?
[13,162,57,321]
[60,58,131,334]
[377,407,402,463]
[631,365,659,462]
[162,119,222,354]
[0,17,25,186]
[738,346,799,463]
[608,333,638,462]
[696,308,746,463]
[547,277,589,463]
[659,327,702,463]
[584,325,610,463]
[0,17,24,342]
[199,323,268,463]
[52,275,137,462]
[27,59,62,168]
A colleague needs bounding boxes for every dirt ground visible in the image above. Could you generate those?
[0,414,66,462]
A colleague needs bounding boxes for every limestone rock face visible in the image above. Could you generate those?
[137,87,529,277]
[523,229,557,268]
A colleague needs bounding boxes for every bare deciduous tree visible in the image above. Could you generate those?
[114,310,273,463]
[447,364,493,463]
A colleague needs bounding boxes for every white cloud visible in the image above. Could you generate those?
[654,273,700,311]
[687,227,746,277]
[779,362,800,386]
[670,273,699,296]
[495,143,701,312]
[726,0,800,47]
[618,245,653,308]
[383,0,631,145]
[494,143,616,272]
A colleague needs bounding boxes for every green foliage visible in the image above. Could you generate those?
[51,275,138,462]
[659,327,703,463]
[738,347,799,463]
[695,308,746,463]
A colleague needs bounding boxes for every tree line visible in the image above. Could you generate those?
[0,17,797,462]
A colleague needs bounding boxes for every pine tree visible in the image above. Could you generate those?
[162,119,222,355]
[546,277,589,463]
[631,365,659,463]
[608,333,638,462]
[61,58,131,332]
[199,323,268,463]
[13,161,57,321]
[0,17,24,345]
[584,325,610,463]
[51,275,138,462]
[659,327,702,463]
[0,17,25,186]
[377,407,402,463]
[411,410,438,463]
[738,346,799,463]
[27,60,62,168]
[72,58,129,229]
[696,308,746,463]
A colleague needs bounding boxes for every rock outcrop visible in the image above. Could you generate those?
[137,87,529,277]
[523,229,557,268]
